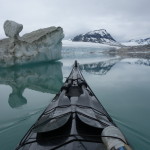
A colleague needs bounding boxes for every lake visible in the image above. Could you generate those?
[0,43,150,150]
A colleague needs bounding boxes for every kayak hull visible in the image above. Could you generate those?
[16,61,127,150]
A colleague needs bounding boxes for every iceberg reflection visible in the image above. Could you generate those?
[0,62,63,108]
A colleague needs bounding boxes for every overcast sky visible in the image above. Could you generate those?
[0,0,150,41]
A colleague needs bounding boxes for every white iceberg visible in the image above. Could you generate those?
[0,20,64,67]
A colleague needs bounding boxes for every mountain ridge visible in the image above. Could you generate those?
[123,37,150,46]
[72,29,120,46]
[129,38,150,45]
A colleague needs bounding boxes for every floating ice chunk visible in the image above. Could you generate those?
[0,21,64,67]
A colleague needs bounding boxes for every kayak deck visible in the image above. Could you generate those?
[16,61,122,150]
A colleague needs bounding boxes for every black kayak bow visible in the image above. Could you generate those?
[16,60,131,150]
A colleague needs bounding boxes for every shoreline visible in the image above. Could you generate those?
[105,44,150,59]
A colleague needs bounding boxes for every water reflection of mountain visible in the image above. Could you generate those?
[80,59,121,75]
[0,62,63,108]
[80,58,150,75]
[125,59,150,66]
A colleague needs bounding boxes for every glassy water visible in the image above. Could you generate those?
[0,45,150,150]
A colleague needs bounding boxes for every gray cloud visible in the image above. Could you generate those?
[0,0,150,41]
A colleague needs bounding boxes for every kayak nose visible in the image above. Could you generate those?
[74,60,78,68]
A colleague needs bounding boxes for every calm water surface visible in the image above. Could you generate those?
[0,46,150,150]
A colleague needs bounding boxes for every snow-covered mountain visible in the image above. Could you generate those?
[72,29,120,46]
[122,38,150,46]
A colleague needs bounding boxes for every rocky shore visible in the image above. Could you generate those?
[106,44,150,59]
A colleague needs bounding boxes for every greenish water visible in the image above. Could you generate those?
[0,47,150,150]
